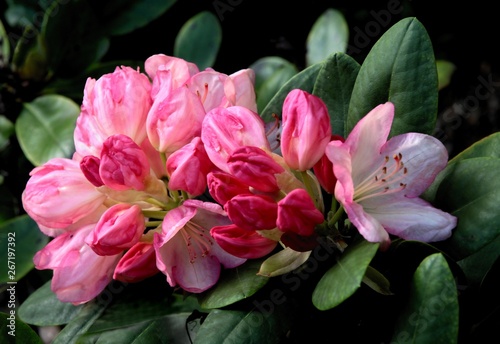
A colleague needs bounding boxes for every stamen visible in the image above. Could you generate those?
[354,152,408,203]
[182,222,213,264]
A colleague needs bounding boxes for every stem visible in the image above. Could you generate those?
[328,205,344,228]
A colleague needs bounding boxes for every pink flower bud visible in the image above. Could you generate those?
[277,189,324,236]
[22,158,106,229]
[227,146,284,193]
[202,106,270,172]
[145,54,199,87]
[210,224,278,259]
[166,137,216,196]
[281,89,332,171]
[147,86,206,154]
[113,242,158,283]
[207,171,250,205]
[74,66,152,158]
[86,203,145,256]
[225,194,278,230]
[313,135,344,194]
[99,134,151,191]
[80,155,104,187]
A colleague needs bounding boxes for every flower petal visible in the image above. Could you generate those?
[343,200,390,248]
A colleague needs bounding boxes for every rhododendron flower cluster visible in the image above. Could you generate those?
[21,54,457,305]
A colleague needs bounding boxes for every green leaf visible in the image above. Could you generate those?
[11,26,49,81]
[18,280,84,326]
[433,158,500,260]
[423,132,500,202]
[392,253,459,344]
[436,59,456,90]
[347,17,438,137]
[0,215,48,282]
[198,259,269,309]
[362,266,393,295]
[194,306,294,344]
[0,115,15,150]
[260,62,323,122]
[1,312,43,344]
[15,94,79,166]
[96,0,177,36]
[312,52,360,137]
[457,234,500,286]
[250,57,298,113]
[306,8,349,67]
[76,313,193,344]
[174,11,222,70]
[312,239,379,310]
[0,20,10,64]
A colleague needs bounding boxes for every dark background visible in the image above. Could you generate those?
[103,0,500,158]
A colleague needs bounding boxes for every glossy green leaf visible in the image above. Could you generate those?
[88,284,200,333]
[392,253,458,344]
[0,20,10,64]
[434,157,500,260]
[457,234,500,286]
[0,215,48,282]
[312,239,379,310]
[312,52,360,137]
[194,306,294,344]
[250,57,298,113]
[0,115,14,150]
[347,17,438,137]
[77,313,193,344]
[260,62,323,122]
[436,59,456,90]
[15,94,79,166]
[18,280,84,326]
[1,311,43,344]
[52,300,108,344]
[174,11,222,70]
[97,0,177,36]
[423,132,500,202]
[306,8,349,66]
[362,266,393,295]
[198,259,269,309]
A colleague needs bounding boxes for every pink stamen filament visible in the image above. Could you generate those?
[181,222,213,264]
[354,153,408,203]
[196,83,209,104]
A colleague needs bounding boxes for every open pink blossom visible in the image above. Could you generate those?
[22,158,106,229]
[154,200,246,293]
[225,69,257,112]
[325,102,457,249]
[74,66,152,158]
[144,53,199,87]
[34,224,121,305]
[281,89,331,171]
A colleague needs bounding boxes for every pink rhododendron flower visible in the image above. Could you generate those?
[22,158,106,229]
[114,242,159,283]
[74,66,152,158]
[166,137,216,196]
[86,203,145,256]
[226,69,257,112]
[206,171,250,206]
[34,224,121,305]
[154,200,246,293]
[313,135,344,194]
[281,89,331,171]
[145,53,199,87]
[225,194,278,230]
[325,102,457,249]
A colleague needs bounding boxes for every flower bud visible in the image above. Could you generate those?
[113,242,158,283]
[207,171,250,205]
[225,194,278,230]
[227,146,284,193]
[313,135,344,194]
[99,134,151,191]
[277,188,324,236]
[210,224,278,259]
[86,203,145,256]
[80,155,104,187]
[281,89,331,171]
